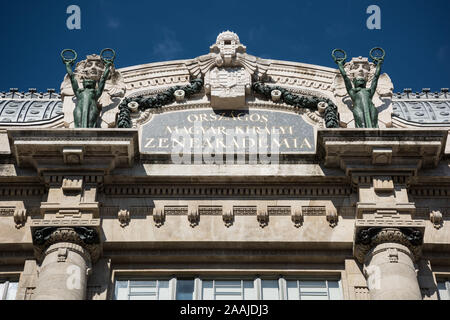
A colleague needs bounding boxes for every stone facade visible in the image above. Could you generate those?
[0,32,449,300]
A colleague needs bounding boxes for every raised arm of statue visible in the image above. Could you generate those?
[334,60,354,95]
[96,61,111,99]
[369,59,383,97]
[65,61,79,94]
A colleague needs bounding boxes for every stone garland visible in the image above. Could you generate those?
[252,82,340,128]
[117,78,204,128]
[116,78,340,128]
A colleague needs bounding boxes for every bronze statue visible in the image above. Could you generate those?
[61,49,115,128]
[332,48,385,128]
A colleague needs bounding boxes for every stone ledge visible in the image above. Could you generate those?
[318,128,448,171]
[7,129,138,174]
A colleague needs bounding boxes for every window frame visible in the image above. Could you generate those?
[0,279,19,301]
[437,279,450,300]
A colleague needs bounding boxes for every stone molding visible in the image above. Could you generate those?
[99,204,342,229]
[354,227,423,263]
[103,184,352,197]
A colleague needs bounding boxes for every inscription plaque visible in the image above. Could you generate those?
[140,109,316,158]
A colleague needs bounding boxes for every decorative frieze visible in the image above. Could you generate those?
[104,185,352,197]
[164,206,188,215]
[267,206,291,216]
[410,188,450,197]
[129,207,152,216]
[198,206,222,215]
[0,207,15,216]
[234,206,257,216]
[0,186,45,197]
[302,206,326,216]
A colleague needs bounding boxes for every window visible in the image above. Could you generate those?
[286,280,342,300]
[115,280,171,300]
[0,280,18,300]
[437,280,450,300]
[201,280,257,300]
[114,277,342,300]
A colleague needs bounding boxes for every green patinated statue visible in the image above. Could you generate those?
[62,49,113,128]
[332,48,385,128]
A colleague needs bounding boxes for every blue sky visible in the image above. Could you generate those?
[0,0,449,93]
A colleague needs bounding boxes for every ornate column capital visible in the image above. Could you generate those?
[354,227,423,264]
[32,227,101,263]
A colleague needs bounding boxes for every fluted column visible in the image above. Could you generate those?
[355,227,423,300]
[31,227,100,300]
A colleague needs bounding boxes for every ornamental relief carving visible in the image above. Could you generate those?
[32,227,101,263]
[354,227,423,263]
[118,31,341,127]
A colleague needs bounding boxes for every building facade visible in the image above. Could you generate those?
[0,32,449,300]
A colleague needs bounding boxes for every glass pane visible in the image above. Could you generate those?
[158,281,171,300]
[202,281,214,300]
[215,280,242,300]
[261,280,279,300]
[114,281,128,300]
[243,281,257,300]
[129,287,157,294]
[130,280,157,287]
[299,281,327,288]
[176,280,195,300]
[327,281,342,300]
[300,294,329,300]
[286,281,299,300]
[299,281,328,300]
[6,282,17,300]
[438,282,449,300]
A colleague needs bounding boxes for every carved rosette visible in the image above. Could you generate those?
[354,227,423,264]
[32,227,101,263]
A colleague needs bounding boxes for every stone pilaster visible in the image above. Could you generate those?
[31,227,100,300]
[355,227,423,300]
